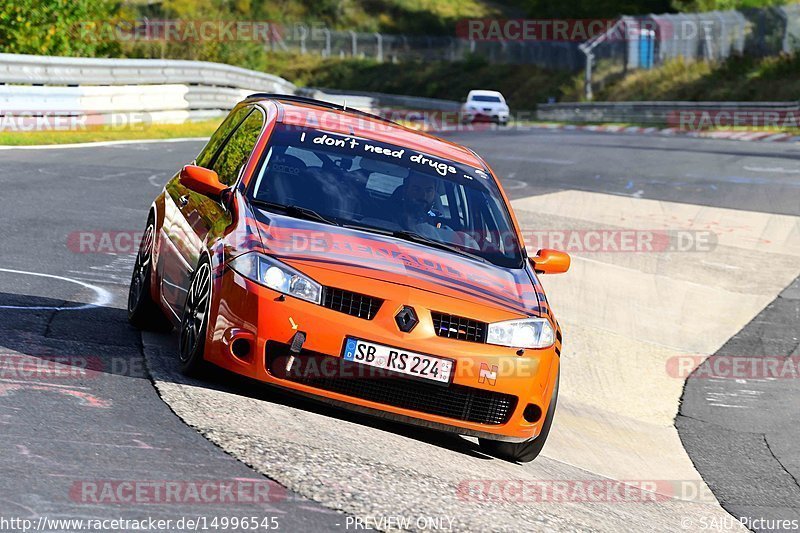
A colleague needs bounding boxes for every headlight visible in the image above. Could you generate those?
[486,318,554,349]
[229,253,322,304]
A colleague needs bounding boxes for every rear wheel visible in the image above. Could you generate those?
[128,217,171,332]
[478,372,559,463]
[178,257,212,376]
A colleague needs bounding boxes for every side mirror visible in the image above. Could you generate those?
[179,165,225,198]
[530,249,570,274]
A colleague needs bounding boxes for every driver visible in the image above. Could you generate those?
[393,174,480,251]
[396,173,442,229]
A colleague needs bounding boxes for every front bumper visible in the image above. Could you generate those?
[205,267,560,442]
[462,110,510,123]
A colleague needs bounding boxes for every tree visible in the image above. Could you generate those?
[0,0,121,56]
[520,0,673,19]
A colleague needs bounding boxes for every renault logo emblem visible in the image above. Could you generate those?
[394,306,418,333]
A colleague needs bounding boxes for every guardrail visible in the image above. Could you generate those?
[298,87,462,122]
[0,54,295,126]
[537,101,800,126]
[305,88,461,113]
[0,53,294,91]
[295,88,378,114]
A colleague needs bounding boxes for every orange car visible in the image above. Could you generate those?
[128,94,569,462]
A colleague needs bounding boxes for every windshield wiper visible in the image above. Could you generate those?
[342,223,393,235]
[392,230,490,265]
[343,223,488,264]
[250,199,340,227]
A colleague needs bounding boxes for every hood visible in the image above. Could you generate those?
[247,208,545,316]
[464,101,507,110]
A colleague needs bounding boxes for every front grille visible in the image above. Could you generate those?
[322,287,383,320]
[266,342,516,425]
[431,312,487,343]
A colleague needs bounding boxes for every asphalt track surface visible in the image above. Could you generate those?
[0,128,798,532]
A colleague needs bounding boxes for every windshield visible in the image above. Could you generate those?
[471,95,503,103]
[248,125,523,268]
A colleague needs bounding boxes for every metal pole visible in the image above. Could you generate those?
[323,28,331,58]
[375,33,383,62]
[299,25,307,55]
[778,6,791,54]
[350,31,357,57]
[584,52,594,101]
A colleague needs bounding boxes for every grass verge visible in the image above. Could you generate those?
[0,119,222,146]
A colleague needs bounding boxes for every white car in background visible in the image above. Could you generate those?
[461,90,510,125]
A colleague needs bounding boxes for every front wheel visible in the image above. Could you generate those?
[478,372,559,463]
[178,257,213,376]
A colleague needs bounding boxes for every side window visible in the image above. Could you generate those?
[195,106,251,169]
[211,110,264,186]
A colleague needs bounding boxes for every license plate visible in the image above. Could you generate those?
[342,338,454,385]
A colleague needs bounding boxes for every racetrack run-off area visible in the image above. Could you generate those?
[0,128,798,531]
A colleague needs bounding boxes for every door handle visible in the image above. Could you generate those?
[178,194,189,207]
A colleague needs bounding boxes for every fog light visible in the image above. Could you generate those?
[231,338,251,359]
[523,403,543,423]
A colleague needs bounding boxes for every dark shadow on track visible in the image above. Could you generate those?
[0,293,146,379]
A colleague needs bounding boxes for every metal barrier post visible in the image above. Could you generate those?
[583,51,594,101]
[298,25,308,54]
[323,29,331,57]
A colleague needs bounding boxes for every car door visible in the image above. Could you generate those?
[159,106,264,318]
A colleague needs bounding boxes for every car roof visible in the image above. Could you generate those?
[247,94,487,169]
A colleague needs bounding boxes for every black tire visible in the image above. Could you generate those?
[178,256,213,376]
[128,216,172,332]
[478,372,559,463]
